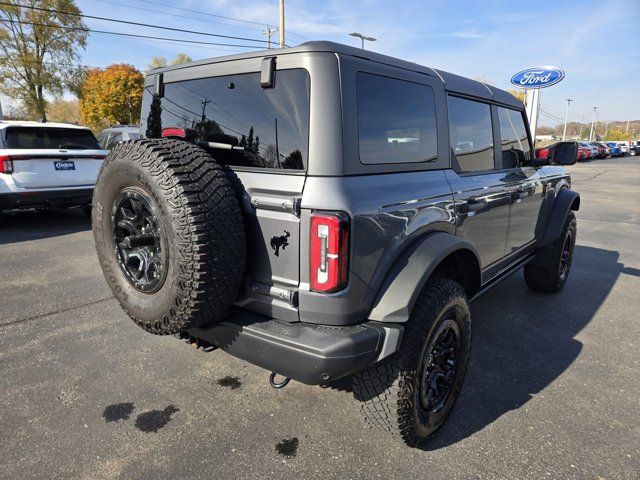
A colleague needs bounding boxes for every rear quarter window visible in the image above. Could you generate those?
[356,72,438,164]
[141,69,310,171]
[4,127,100,150]
[447,96,494,172]
[497,107,531,168]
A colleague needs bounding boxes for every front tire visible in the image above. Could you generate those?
[524,211,577,293]
[353,279,471,447]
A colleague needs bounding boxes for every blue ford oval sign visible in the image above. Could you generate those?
[510,66,565,89]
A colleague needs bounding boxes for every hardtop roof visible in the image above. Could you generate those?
[0,120,90,130]
[148,40,523,109]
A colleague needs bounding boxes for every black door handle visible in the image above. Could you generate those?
[459,197,488,213]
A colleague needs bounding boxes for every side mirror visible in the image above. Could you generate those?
[532,157,550,167]
[550,141,578,165]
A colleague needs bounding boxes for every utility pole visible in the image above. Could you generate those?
[625,119,630,133]
[589,106,597,142]
[604,122,610,139]
[562,98,573,141]
[262,25,278,49]
[200,98,211,123]
[278,0,285,48]
[578,115,585,139]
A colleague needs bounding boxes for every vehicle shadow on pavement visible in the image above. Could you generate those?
[424,245,622,450]
[0,209,91,245]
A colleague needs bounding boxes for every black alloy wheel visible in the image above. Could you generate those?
[419,318,460,414]
[111,187,168,293]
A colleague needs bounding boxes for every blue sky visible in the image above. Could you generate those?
[8,0,640,124]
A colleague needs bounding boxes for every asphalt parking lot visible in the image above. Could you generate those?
[1,157,639,479]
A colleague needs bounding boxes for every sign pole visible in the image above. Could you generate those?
[525,88,541,146]
[511,67,565,147]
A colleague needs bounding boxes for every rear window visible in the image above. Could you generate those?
[141,69,310,170]
[356,72,437,164]
[4,127,100,150]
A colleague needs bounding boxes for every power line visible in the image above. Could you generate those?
[0,1,269,44]
[134,0,311,42]
[89,0,273,34]
[0,18,265,49]
[539,108,564,123]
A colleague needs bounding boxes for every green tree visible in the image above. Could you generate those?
[79,64,144,130]
[247,126,254,151]
[605,130,629,141]
[47,98,80,124]
[507,89,526,103]
[145,96,162,138]
[171,53,192,65]
[147,53,193,72]
[0,0,88,121]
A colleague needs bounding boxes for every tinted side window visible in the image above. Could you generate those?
[97,132,109,149]
[497,107,531,168]
[356,72,437,164]
[141,69,310,170]
[448,96,494,172]
[105,133,123,150]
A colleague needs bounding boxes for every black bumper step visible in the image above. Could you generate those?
[187,309,398,385]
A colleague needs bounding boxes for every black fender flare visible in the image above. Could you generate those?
[538,189,580,248]
[368,232,480,323]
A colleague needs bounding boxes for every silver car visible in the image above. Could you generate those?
[97,125,140,150]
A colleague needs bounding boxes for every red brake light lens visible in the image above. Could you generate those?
[161,127,186,138]
[0,155,14,174]
[309,212,349,293]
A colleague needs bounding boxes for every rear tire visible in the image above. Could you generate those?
[353,279,471,447]
[524,211,576,293]
[92,139,246,335]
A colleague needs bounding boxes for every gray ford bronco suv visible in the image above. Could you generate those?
[92,41,580,447]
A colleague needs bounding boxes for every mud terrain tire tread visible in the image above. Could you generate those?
[353,278,471,447]
[524,211,576,293]
[92,138,245,335]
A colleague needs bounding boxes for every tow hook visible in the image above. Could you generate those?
[268,372,291,389]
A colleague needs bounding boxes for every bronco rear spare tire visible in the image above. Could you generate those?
[92,139,245,334]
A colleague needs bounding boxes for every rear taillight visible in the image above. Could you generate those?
[162,127,186,138]
[310,212,349,293]
[0,155,14,174]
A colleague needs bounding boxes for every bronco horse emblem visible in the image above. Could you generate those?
[270,230,290,257]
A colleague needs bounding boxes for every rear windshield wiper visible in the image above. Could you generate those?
[59,142,91,149]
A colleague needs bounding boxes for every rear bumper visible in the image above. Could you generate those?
[0,188,93,210]
[187,309,403,385]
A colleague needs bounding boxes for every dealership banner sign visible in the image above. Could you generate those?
[510,66,565,89]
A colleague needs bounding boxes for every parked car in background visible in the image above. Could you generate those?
[0,121,107,215]
[579,142,596,159]
[97,125,140,150]
[597,142,612,157]
[629,144,639,156]
[615,141,630,156]
[606,142,622,157]
[590,142,607,158]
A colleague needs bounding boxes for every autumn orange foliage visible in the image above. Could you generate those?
[79,64,144,130]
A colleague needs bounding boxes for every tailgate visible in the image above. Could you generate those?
[8,150,106,189]
[232,171,305,322]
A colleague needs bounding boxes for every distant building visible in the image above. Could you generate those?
[536,134,555,142]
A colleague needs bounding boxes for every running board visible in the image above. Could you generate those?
[471,252,536,301]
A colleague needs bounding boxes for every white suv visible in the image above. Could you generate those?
[0,121,107,214]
